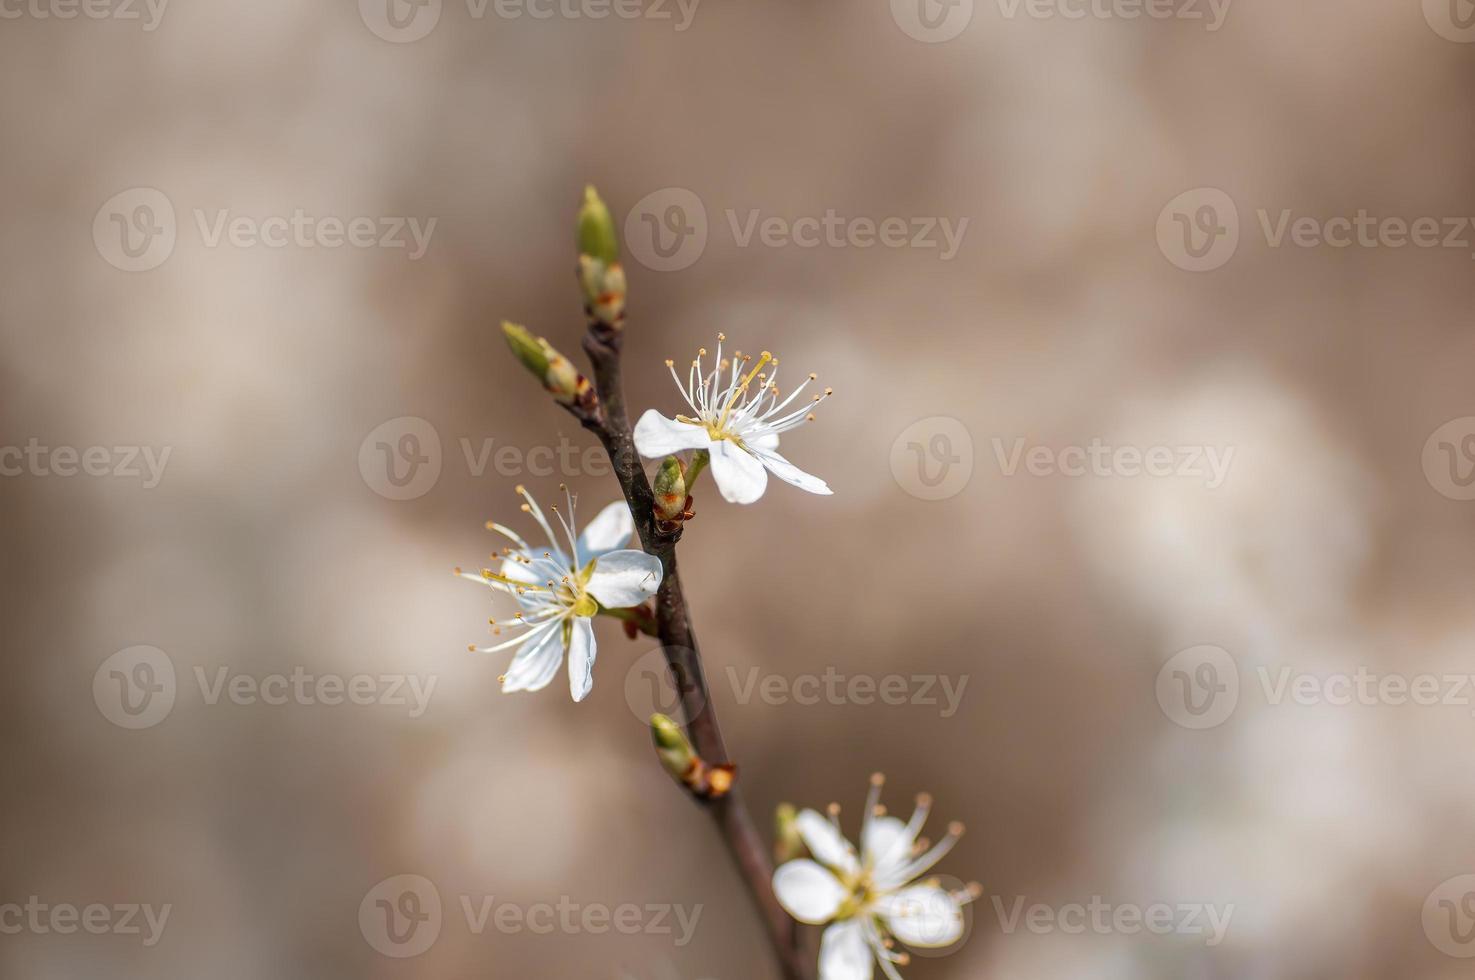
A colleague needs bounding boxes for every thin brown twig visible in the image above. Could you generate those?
[559,319,815,980]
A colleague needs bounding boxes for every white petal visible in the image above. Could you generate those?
[709,440,769,504]
[748,430,780,452]
[876,884,965,948]
[566,617,596,702]
[575,500,635,562]
[756,448,832,495]
[862,815,914,885]
[633,410,713,458]
[772,860,847,925]
[819,920,874,980]
[796,809,861,876]
[501,622,565,694]
[585,550,663,608]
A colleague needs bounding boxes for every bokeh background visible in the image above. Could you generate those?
[4,1,1475,977]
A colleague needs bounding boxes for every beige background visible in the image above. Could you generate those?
[3,0,1475,977]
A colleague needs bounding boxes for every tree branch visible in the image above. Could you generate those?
[569,321,814,980]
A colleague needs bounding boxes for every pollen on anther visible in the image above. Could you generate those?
[717,332,726,341]
[873,805,887,817]
[515,484,527,494]
[949,821,966,836]
[870,772,885,786]
[827,802,841,816]
[916,792,932,807]
[665,359,675,367]
[453,566,463,575]
[467,644,476,652]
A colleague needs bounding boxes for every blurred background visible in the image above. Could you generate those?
[3,1,1475,977]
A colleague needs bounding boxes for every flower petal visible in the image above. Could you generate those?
[634,410,713,458]
[876,884,965,948]
[585,550,663,608]
[862,815,915,886]
[501,621,565,694]
[576,500,635,562]
[566,617,596,702]
[709,440,769,504]
[772,859,847,925]
[796,809,861,876]
[756,448,832,495]
[819,919,874,980]
[748,430,780,452]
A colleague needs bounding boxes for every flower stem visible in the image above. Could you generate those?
[598,603,658,637]
[684,449,710,495]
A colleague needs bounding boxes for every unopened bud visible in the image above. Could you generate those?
[651,713,696,782]
[577,185,620,266]
[577,187,626,329]
[501,321,590,406]
[650,712,736,800]
[774,802,805,863]
[653,456,688,523]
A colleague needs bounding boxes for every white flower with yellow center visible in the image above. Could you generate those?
[633,334,833,504]
[772,775,979,980]
[457,486,662,702]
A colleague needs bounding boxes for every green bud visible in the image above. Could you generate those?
[653,456,687,523]
[774,803,804,864]
[651,713,696,782]
[502,321,550,378]
[501,321,586,405]
[578,185,620,265]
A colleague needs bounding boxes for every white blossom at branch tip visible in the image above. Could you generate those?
[633,334,833,504]
[456,486,662,702]
[771,775,980,980]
